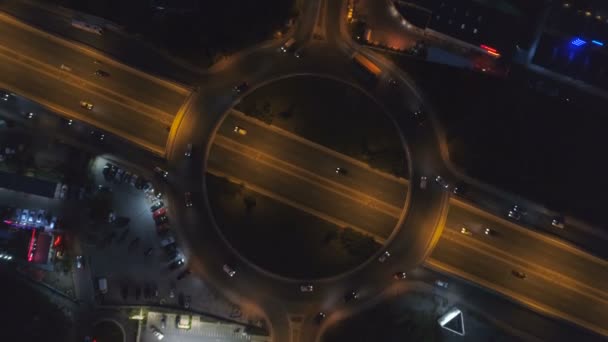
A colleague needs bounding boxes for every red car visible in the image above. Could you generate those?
[153,207,166,218]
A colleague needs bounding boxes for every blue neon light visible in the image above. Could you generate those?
[592,40,604,46]
[571,38,587,46]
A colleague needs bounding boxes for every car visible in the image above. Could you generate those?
[412,109,425,126]
[378,250,390,263]
[223,264,236,277]
[90,130,104,141]
[153,207,167,218]
[169,258,185,270]
[435,175,449,189]
[80,101,94,110]
[60,184,68,199]
[177,269,191,280]
[335,167,347,175]
[184,295,191,309]
[160,314,167,329]
[76,255,83,269]
[151,326,164,340]
[184,143,192,157]
[130,174,139,186]
[508,209,521,221]
[157,223,171,235]
[154,166,168,178]
[551,216,565,229]
[154,215,168,225]
[512,270,526,279]
[26,112,34,119]
[393,272,407,280]
[94,69,109,77]
[160,236,175,248]
[314,312,327,324]
[185,192,193,207]
[452,182,468,196]
[144,247,154,256]
[460,226,472,236]
[484,227,492,235]
[300,284,314,292]
[388,78,398,86]
[233,125,247,135]
[169,286,176,298]
[114,168,124,183]
[150,201,164,212]
[344,290,359,302]
[420,176,427,189]
[233,82,249,93]
[435,280,449,289]
[294,47,305,58]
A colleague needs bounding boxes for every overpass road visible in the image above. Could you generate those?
[3,0,608,340]
[0,12,191,154]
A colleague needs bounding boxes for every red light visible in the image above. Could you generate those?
[3,220,12,225]
[53,235,62,247]
[480,44,497,53]
[27,229,36,262]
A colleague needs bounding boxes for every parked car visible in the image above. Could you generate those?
[150,201,164,212]
[169,258,185,270]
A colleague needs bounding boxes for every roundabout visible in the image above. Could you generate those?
[163,2,450,338]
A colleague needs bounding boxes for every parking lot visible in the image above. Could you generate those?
[83,156,251,323]
[143,311,254,342]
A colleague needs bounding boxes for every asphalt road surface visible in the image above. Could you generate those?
[0,12,190,154]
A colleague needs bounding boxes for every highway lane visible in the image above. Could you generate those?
[429,233,608,337]
[0,51,169,152]
[207,142,399,240]
[447,199,608,299]
[0,13,188,114]
[220,110,408,208]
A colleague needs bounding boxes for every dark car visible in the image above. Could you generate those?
[314,312,326,324]
[154,214,168,225]
[94,69,110,77]
[335,167,347,175]
[412,109,426,126]
[512,270,527,279]
[233,82,249,93]
[452,182,468,196]
[344,290,359,302]
[177,269,191,280]
[185,192,193,207]
[144,247,154,256]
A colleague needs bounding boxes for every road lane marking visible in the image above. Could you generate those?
[230,109,409,185]
[206,168,386,243]
[214,134,404,219]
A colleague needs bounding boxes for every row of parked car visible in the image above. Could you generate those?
[103,162,154,190]
[150,199,191,281]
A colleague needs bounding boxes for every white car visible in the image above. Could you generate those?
[223,264,236,277]
[151,326,164,340]
[300,284,314,292]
